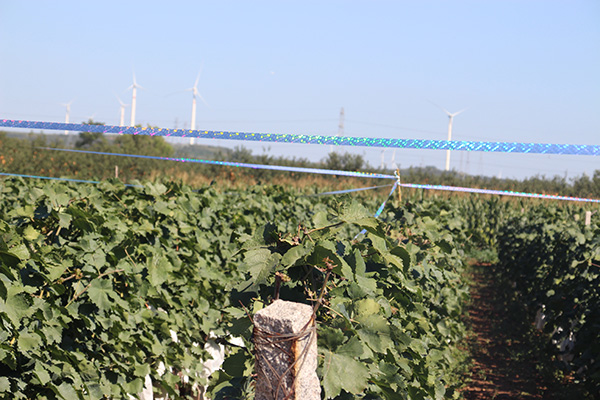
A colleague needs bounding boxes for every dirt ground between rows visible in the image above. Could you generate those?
[461,264,588,400]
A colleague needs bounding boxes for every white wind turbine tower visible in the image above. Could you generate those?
[443,108,466,171]
[430,102,466,171]
[187,71,208,145]
[61,100,73,135]
[389,149,398,170]
[116,97,128,126]
[128,73,143,127]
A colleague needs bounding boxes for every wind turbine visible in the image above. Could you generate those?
[187,71,208,145]
[443,108,466,171]
[430,101,466,171]
[127,73,143,127]
[61,100,73,135]
[390,149,398,170]
[116,96,128,126]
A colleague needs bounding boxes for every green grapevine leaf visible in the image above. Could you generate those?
[23,226,40,241]
[87,279,113,310]
[321,350,370,398]
[0,377,10,392]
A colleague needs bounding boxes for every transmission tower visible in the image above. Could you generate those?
[338,107,345,137]
[330,107,345,153]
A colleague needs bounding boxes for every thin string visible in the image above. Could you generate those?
[0,172,142,187]
[399,183,600,203]
[312,184,393,196]
[37,147,600,202]
[37,147,395,180]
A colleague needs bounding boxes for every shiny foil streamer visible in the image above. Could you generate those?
[2,119,600,155]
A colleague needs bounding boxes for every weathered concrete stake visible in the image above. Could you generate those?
[253,300,320,400]
[585,210,592,226]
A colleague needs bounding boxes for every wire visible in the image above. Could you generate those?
[312,184,393,196]
[38,147,395,180]
[400,183,600,203]
[32,146,600,203]
[0,172,141,187]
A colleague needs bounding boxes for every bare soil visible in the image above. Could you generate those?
[461,264,587,400]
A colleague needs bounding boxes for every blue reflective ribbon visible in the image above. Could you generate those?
[2,119,599,155]
[355,181,400,239]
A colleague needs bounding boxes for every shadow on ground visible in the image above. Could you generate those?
[461,263,590,400]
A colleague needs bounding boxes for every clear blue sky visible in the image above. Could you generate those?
[1,1,599,180]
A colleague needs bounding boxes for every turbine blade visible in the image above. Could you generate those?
[131,70,144,90]
[427,99,446,113]
[115,94,127,106]
[452,108,468,116]
[428,100,461,116]
[198,93,210,108]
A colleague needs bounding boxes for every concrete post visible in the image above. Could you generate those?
[253,300,320,400]
[585,211,592,226]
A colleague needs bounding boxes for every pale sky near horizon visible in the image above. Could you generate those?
[1,1,599,180]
